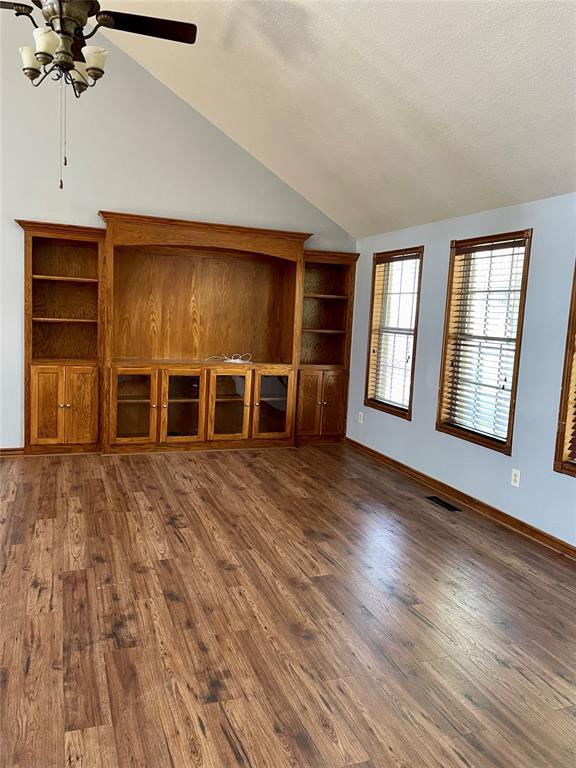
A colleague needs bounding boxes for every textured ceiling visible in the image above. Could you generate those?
[100,0,576,237]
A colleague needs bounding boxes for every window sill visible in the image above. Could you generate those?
[435,421,512,455]
[364,398,412,421]
[554,460,576,478]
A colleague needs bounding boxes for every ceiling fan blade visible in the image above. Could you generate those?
[97,10,197,44]
[0,2,34,12]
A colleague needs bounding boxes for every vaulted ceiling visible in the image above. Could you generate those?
[101,0,576,237]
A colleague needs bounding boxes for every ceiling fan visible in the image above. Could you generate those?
[2,1,197,96]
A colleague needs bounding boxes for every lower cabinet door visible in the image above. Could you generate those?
[321,370,347,436]
[296,370,323,435]
[111,367,158,444]
[252,369,293,439]
[208,370,252,441]
[65,366,99,444]
[30,365,65,445]
[159,369,206,443]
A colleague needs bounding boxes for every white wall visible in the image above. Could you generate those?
[348,194,576,546]
[0,15,353,449]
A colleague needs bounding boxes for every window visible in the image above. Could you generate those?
[555,264,576,476]
[436,230,532,454]
[365,246,424,419]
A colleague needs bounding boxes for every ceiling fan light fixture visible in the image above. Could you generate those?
[32,26,59,64]
[19,45,40,79]
[81,45,107,79]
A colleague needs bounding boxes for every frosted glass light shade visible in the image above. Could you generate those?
[19,46,39,72]
[71,63,88,81]
[71,63,89,92]
[33,27,59,56]
[81,46,108,73]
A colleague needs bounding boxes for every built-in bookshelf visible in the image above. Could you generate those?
[300,259,354,365]
[30,237,100,361]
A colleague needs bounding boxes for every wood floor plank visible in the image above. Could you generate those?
[0,444,575,767]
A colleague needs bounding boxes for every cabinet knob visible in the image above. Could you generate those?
[254,402,260,407]
[323,401,328,406]
[243,403,250,408]
[58,403,64,408]
[66,403,72,408]
[162,404,167,408]
[151,404,157,408]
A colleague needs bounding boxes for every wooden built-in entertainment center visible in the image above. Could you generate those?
[20,213,358,454]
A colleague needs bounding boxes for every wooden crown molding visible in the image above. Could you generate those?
[345,438,576,561]
[99,211,313,242]
[16,220,105,240]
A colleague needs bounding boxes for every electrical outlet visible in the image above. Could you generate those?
[511,468,520,488]
[358,411,363,424]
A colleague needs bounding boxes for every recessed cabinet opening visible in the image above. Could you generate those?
[304,263,349,296]
[32,238,99,280]
[112,247,296,364]
[32,322,98,361]
[33,280,98,321]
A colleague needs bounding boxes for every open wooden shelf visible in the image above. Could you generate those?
[32,238,99,280]
[304,263,350,296]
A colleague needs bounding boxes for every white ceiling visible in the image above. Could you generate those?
[100,0,576,237]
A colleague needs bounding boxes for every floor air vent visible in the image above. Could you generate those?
[426,495,461,512]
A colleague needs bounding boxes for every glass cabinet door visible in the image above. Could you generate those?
[160,369,206,442]
[253,370,293,438]
[112,367,157,443]
[208,370,251,440]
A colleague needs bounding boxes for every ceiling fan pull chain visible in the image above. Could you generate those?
[63,76,68,168]
[59,76,63,189]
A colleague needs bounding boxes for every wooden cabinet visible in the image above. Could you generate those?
[295,370,323,436]
[296,369,347,438]
[21,218,357,455]
[30,364,98,445]
[320,370,346,436]
[65,366,99,444]
[252,369,294,439]
[160,369,206,443]
[111,367,158,444]
[208,370,252,441]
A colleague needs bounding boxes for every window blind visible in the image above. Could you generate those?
[555,267,576,475]
[437,231,531,452]
[365,247,423,416]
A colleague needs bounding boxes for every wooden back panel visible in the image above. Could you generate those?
[112,248,296,364]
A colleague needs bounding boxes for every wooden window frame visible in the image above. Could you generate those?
[436,229,532,455]
[554,263,576,476]
[364,246,424,421]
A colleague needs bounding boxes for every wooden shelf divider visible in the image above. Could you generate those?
[32,317,98,324]
[32,274,99,284]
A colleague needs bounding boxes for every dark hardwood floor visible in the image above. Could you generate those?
[1,444,575,767]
